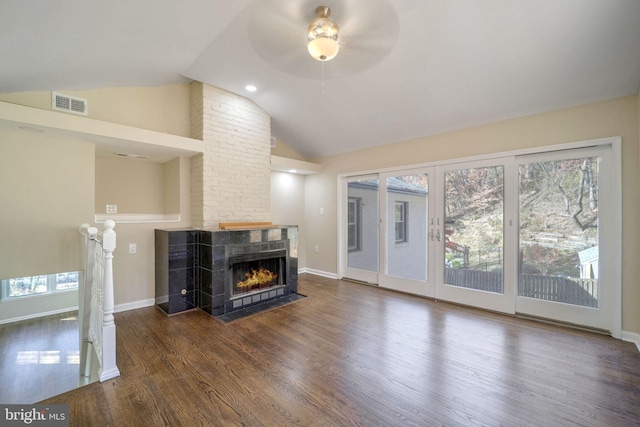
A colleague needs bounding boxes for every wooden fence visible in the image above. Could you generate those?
[444,268,598,308]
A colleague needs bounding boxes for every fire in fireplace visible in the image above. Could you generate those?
[229,249,286,299]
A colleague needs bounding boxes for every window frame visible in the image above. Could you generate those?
[347,197,363,252]
[1,271,80,301]
[395,201,408,243]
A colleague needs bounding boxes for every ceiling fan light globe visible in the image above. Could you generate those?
[308,37,339,61]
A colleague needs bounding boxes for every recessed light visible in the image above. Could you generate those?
[289,169,297,173]
[115,152,150,159]
[245,85,257,92]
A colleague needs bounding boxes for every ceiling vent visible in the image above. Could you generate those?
[52,92,88,116]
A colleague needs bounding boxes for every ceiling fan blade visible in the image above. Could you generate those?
[245,0,400,79]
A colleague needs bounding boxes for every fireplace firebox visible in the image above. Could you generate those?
[229,250,286,298]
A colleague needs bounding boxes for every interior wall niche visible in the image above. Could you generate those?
[95,155,181,215]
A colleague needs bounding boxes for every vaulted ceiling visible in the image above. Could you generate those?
[1,0,639,158]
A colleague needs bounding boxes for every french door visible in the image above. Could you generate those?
[378,168,435,296]
[340,139,619,334]
[515,146,615,331]
[433,158,515,313]
[343,175,380,284]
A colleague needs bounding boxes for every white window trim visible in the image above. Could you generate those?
[1,272,81,302]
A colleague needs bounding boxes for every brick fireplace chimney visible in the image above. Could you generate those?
[190,82,272,229]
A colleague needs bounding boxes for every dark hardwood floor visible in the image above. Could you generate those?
[0,311,86,404]
[43,274,640,426]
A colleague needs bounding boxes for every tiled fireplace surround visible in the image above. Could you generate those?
[155,226,298,316]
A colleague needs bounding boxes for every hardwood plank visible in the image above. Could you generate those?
[42,274,640,426]
[0,311,85,404]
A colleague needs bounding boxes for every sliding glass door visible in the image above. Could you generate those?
[516,146,614,331]
[434,158,516,313]
[378,168,434,296]
[343,175,379,284]
[340,139,619,334]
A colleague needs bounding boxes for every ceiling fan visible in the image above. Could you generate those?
[246,0,400,79]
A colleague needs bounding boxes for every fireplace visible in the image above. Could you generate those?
[227,243,289,309]
[155,226,298,316]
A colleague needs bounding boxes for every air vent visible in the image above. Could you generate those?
[270,137,277,148]
[52,92,88,116]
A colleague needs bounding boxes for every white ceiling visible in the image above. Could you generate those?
[1,0,639,159]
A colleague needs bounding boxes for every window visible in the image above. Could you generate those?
[395,202,408,243]
[347,197,362,251]
[1,271,80,300]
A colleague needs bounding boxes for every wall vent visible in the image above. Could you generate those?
[52,92,88,116]
[270,136,277,148]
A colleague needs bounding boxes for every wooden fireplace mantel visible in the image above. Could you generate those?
[219,222,278,230]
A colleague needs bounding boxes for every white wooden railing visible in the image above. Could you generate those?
[79,220,120,382]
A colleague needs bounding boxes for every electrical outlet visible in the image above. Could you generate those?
[320,208,324,215]
[106,204,117,214]
[129,243,137,254]
[314,245,320,253]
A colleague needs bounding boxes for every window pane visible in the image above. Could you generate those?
[518,157,599,308]
[444,166,504,293]
[394,202,405,242]
[56,271,79,291]
[347,198,361,251]
[347,180,379,272]
[9,275,48,297]
[386,174,427,281]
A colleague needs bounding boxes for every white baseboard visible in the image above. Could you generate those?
[114,298,155,313]
[299,268,338,280]
[621,330,640,352]
[0,306,79,325]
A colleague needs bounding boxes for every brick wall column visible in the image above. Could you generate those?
[190,81,272,228]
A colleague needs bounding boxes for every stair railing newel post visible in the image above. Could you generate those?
[78,223,98,382]
[99,219,120,381]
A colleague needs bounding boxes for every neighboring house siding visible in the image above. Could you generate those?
[347,179,427,280]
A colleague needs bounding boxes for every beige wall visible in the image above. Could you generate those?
[306,95,639,334]
[0,85,195,321]
[0,84,191,138]
[95,155,183,216]
[271,171,307,268]
[271,139,307,161]
[0,127,94,321]
[96,155,166,214]
[109,156,193,308]
[0,128,95,279]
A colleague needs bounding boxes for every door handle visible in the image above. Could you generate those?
[436,229,441,241]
